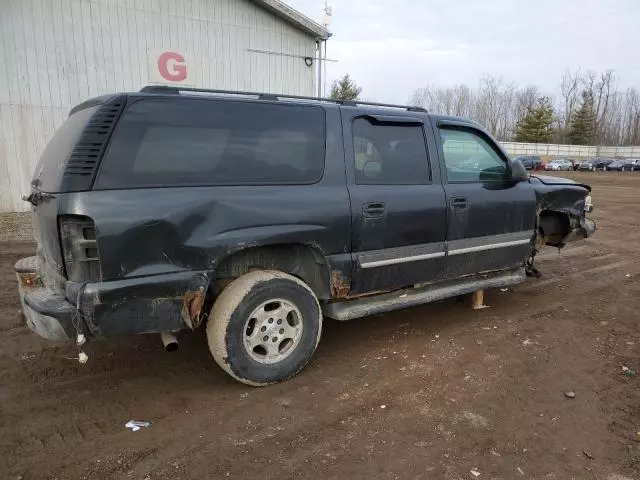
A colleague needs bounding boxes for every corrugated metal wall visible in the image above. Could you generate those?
[0,0,318,212]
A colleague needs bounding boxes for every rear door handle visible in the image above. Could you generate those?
[450,197,468,210]
[363,202,386,218]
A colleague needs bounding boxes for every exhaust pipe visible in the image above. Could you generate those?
[161,331,178,352]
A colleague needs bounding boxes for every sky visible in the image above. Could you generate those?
[285,0,640,104]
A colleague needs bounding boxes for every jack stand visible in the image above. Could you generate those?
[471,289,488,310]
[526,250,542,278]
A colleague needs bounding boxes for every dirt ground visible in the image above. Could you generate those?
[1,172,638,480]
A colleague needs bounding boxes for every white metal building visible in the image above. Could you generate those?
[0,0,330,212]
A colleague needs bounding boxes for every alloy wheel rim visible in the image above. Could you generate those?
[242,299,303,364]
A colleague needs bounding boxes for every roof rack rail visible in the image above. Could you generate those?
[139,85,428,112]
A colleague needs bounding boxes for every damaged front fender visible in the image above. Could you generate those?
[530,174,596,247]
[561,217,596,244]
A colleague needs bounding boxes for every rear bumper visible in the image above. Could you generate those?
[15,256,210,341]
[15,257,75,342]
[23,290,76,342]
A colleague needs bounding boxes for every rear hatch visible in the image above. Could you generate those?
[25,96,126,290]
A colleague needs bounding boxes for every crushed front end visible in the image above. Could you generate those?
[530,174,596,248]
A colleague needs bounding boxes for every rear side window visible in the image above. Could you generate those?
[352,117,430,185]
[94,99,325,188]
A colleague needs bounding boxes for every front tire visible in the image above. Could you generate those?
[207,270,322,386]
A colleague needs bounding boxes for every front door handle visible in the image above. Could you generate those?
[363,202,386,218]
[450,197,468,210]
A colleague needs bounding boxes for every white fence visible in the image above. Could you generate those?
[501,142,640,158]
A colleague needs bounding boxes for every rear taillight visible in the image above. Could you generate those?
[59,215,101,282]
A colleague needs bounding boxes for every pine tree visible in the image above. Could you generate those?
[329,74,362,101]
[568,90,596,145]
[514,97,555,143]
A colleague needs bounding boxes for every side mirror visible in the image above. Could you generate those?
[509,159,529,182]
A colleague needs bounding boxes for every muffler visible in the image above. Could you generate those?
[161,331,178,352]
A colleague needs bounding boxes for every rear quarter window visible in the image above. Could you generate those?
[94,98,326,188]
[32,106,99,192]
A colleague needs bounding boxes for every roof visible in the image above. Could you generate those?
[251,0,331,40]
[137,85,427,112]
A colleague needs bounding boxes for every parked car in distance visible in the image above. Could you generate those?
[595,159,615,170]
[626,159,640,171]
[14,86,596,386]
[579,158,614,171]
[606,159,637,171]
[545,158,573,171]
[513,155,543,170]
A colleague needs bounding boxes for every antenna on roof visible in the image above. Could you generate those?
[322,2,332,28]
[319,2,333,96]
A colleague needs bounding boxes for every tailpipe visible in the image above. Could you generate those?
[161,331,178,352]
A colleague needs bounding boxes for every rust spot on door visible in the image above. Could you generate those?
[330,270,350,299]
[181,287,206,329]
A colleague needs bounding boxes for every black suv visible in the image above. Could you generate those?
[513,155,542,171]
[15,86,596,385]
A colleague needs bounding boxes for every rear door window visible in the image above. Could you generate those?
[352,117,431,185]
[94,98,326,188]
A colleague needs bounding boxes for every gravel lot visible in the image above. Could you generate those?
[0,213,32,242]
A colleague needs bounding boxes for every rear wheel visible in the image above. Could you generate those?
[207,270,322,386]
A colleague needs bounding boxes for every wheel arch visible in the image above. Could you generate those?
[537,210,572,247]
[212,243,334,301]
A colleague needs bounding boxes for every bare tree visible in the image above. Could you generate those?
[559,69,582,140]
[593,70,614,143]
[514,86,539,122]
[622,88,640,145]
[410,84,476,119]
[452,84,473,117]
[409,69,640,146]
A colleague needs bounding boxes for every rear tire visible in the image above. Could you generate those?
[207,270,322,386]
